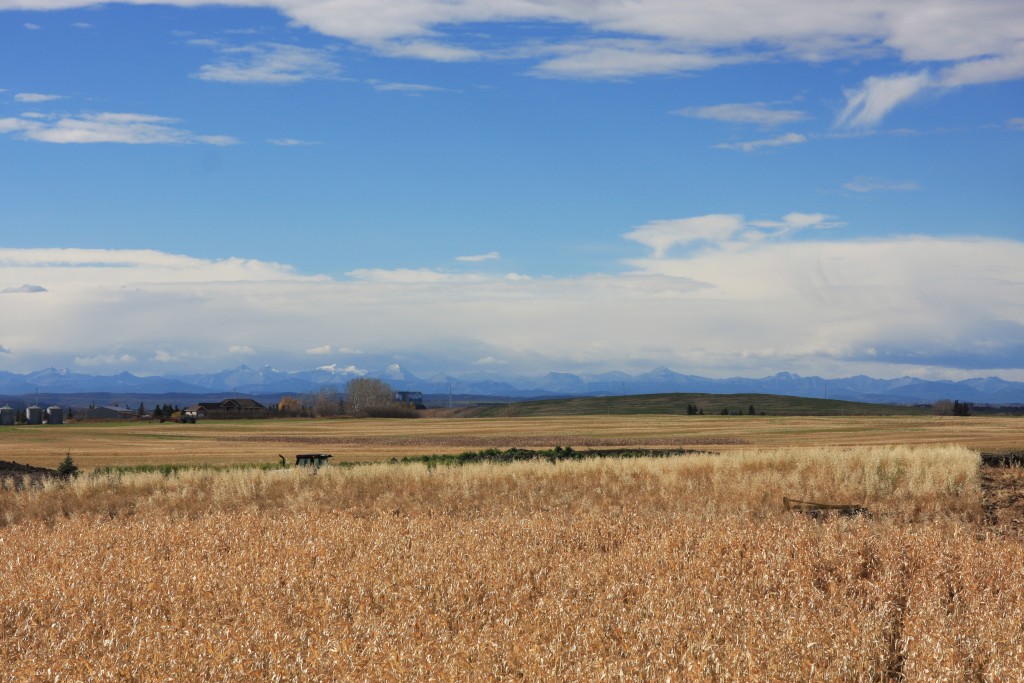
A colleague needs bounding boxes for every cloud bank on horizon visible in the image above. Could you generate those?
[1,0,1022,380]
[2,226,1022,380]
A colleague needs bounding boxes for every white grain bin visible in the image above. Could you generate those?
[25,405,43,425]
[46,405,64,425]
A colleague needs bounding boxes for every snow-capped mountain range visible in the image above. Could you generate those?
[1,364,1023,405]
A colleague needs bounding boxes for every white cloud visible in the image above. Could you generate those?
[72,21,92,28]
[843,177,921,193]
[306,345,333,355]
[346,268,484,284]
[938,44,1024,88]
[14,92,63,103]
[229,345,256,355]
[626,213,838,258]
[23,22,40,30]
[0,0,1021,107]
[336,347,363,355]
[674,102,808,126]
[748,212,840,235]
[456,251,500,262]
[0,239,1021,377]
[530,40,745,79]
[370,40,481,62]
[0,344,10,355]
[193,42,340,83]
[836,41,1024,128]
[1010,118,1024,130]
[624,215,745,258]
[713,132,807,152]
[837,71,934,128]
[0,112,238,145]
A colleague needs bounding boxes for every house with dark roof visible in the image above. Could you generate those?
[184,398,267,420]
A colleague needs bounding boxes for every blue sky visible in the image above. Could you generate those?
[1,0,1023,380]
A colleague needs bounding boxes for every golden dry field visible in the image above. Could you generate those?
[0,414,1021,470]
[2,445,1024,680]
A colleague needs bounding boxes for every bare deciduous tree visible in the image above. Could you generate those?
[344,378,396,416]
[312,385,343,417]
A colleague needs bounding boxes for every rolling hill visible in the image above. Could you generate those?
[470,393,931,418]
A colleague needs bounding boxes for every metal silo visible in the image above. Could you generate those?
[0,405,13,426]
[46,405,64,425]
[25,405,43,425]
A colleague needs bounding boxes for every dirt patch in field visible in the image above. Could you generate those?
[0,460,59,488]
[980,451,1024,533]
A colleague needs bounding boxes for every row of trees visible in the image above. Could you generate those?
[686,403,763,416]
[277,379,416,418]
[933,399,972,416]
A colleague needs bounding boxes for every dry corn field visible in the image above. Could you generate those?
[3,445,1024,680]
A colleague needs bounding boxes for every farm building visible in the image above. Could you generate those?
[395,391,427,409]
[184,398,266,420]
[0,405,14,426]
[46,406,64,424]
[85,405,138,420]
[25,405,43,425]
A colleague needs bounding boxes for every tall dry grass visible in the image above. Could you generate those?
[1,445,1014,681]
[0,444,981,525]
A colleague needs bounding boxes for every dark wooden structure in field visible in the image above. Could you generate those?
[295,453,333,468]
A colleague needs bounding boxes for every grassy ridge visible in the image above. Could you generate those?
[473,392,929,417]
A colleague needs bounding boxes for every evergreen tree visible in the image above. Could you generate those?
[57,452,79,478]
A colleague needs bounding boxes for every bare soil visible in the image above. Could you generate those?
[0,459,59,488]
[980,451,1024,532]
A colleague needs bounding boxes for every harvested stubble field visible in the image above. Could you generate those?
[3,445,1024,680]
[0,414,1020,470]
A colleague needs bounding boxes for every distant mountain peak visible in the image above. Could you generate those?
[1,365,1022,405]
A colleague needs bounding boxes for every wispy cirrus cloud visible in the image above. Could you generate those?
[843,177,921,193]
[14,92,63,103]
[456,251,500,263]
[714,132,807,152]
[193,42,340,83]
[268,138,320,146]
[674,102,808,127]
[837,71,933,128]
[838,45,1024,128]
[0,112,237,145]
[370,81,453,94]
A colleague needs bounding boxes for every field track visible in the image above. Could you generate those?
[1,414,1020,470]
